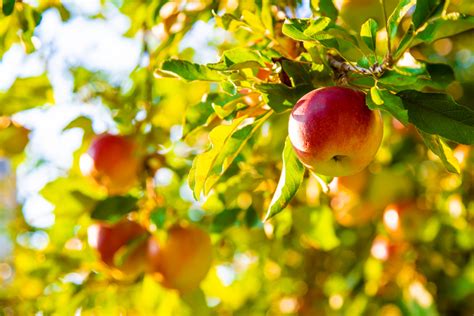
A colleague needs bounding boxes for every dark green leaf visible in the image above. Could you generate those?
[425,63,455,89]
[90,196,139,222]
[360,19,378,51]
[419,130,460,173]
[245,207,262,228]
[281,60,315,86]
[211,208,240,233]
[412,0,441,29]
[257,83,313,112]
[320,0,338,20]
[157,60,225,81]
[150,207,167,229]
[264,137,305,221]
[398,90,474,144]
[2,0,15,16]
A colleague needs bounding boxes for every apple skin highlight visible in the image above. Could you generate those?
[289,86,383,177]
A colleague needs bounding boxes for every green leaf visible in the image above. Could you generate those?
[378,63,454,91]
[425,63,455,89]
[303,17,332,37]
[90,195,139,222]
[41,177,100,216]
[0,75,54,115]
[311,0,338,21]
[245,207,262,228]
[419,131,460,173]
[242,10,266,33]
[203,114,269,195]
[387,0,416,40]
[157,60,225,81]
[305,206,340,251]
[360,19,378,51]
[184,99,216,136]
[2,0,15,16]
[150,207,166,229]
[367,87,409,125]
[412,0,441,29]
[413,14,474,44]
[282,19,313,41]
[398,90,474,145]
[210,208,241,233]
[257,83,313,113]
[281,60,316,86]
[63,116,94,136]
[190,116,246,199]
[264,137,305,221]
[394,24,414,59]
[208,48,269,71]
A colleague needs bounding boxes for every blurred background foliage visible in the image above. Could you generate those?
[0,0,473,315]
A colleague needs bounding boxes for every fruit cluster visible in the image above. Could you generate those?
[82,134,212,294]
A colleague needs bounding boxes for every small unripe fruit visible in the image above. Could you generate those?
[288,86,383,177]
[147,224,212,294]
[88,219,149,277]
[81,134,141,194]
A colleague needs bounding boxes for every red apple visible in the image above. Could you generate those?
[88,219,149,277]
[288,86,383,177]
[81,134,141,194]
[147,224,212,294]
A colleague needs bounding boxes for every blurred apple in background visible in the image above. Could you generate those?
[148,224,212,294]
[80,134,141,195]
[88,219,149,278]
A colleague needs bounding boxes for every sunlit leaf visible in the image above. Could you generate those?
[305,206,340,251]
[265,137,305,221]
[208,48,269,70]
[190,116,247,199]
[387,0,416,40]
[367,87,408,125]
[0,75,54,115]
[419,131,460,173]
[360,18,378,51]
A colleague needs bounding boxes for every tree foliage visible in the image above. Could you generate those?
[0,0,473,315]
